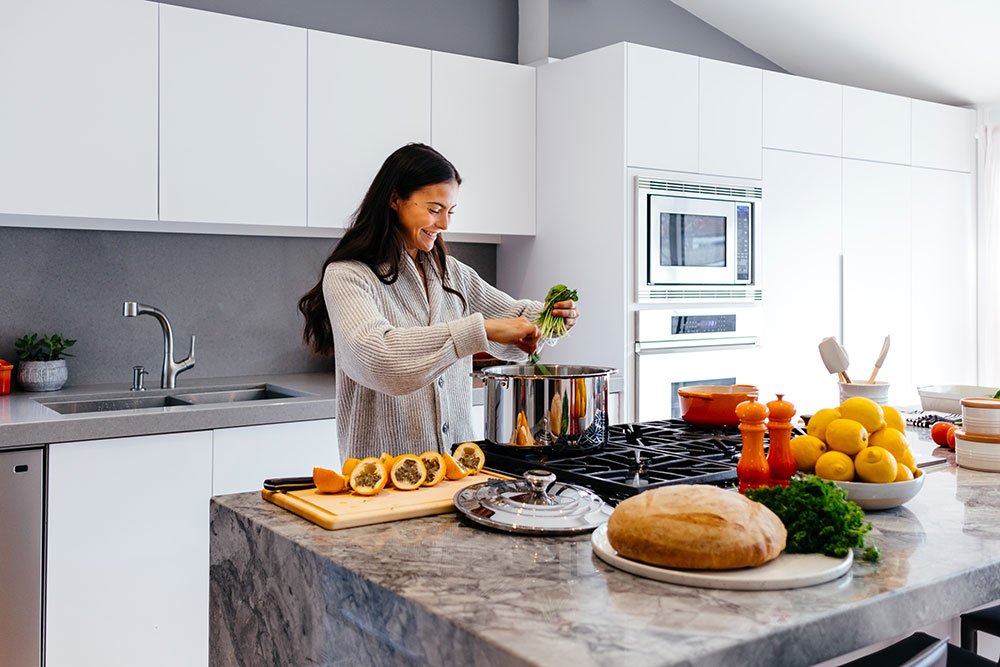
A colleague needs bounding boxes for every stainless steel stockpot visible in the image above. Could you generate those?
[478,364,616,449]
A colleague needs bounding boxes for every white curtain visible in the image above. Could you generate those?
[980,123,1000,386]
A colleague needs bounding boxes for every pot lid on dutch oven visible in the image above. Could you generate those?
[454,470,611,535]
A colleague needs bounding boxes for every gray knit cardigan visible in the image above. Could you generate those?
[323,254,542,461]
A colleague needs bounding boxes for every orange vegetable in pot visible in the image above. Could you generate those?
[348,457,388,496]
[419,451,446,487]
[389,454,427,490]
[313,467,347,494]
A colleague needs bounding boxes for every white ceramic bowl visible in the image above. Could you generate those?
[918,385,998,414]
[955,429,1000,472]
[833,470,925,510]
[961,398,1000,436]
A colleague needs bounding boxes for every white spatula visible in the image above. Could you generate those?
[867,335,890,384]
[819,336,852,384]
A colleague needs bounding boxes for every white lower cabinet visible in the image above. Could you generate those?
[46,431,214,667]
[212,419,338,495]
[46,418,338,666]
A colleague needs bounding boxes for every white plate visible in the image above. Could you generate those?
[591,524,853,590]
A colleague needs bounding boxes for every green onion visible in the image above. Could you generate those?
[528,283,578,368]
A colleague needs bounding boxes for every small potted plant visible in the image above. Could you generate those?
[15,333,76,391]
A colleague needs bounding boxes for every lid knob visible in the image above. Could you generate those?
[522,470,559,505]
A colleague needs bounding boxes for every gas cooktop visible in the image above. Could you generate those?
[469,419,756,505]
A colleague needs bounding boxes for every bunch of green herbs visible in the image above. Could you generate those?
[746,475,880,562]
[528,284,578,367]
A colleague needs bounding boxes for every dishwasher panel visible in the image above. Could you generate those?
[0,448,43,667]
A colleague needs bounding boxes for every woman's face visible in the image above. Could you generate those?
[392,180,458,257]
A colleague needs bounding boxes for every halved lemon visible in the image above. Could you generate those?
[453,442,486,474]
[389,454,427,490]
[419,451,446,487]
[348,457,388,496]
[379,452,395,487]
[442,451,470,480]
[313,466,347,494]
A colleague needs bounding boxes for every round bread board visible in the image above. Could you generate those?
[591,524,853,590]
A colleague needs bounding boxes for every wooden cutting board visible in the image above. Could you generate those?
[261,471,509,530]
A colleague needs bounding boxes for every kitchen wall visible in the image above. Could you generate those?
[0,227,495,386]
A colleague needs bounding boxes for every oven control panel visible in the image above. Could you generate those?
[636,303,761,350]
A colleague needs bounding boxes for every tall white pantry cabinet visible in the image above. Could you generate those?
[500,43,977,418]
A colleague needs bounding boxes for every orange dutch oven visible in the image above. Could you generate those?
[677,384,759,427]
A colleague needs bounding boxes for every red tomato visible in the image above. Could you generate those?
[946,424,959,449]
[930,421,953,446]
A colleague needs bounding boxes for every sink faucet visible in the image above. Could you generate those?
[122,302,196,389]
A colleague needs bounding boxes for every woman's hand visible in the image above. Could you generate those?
[485,317,542,355]
[548,299,579,332]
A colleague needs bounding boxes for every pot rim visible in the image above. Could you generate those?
[479,363,616,380]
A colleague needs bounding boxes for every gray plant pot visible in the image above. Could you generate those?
[17,359,68,392]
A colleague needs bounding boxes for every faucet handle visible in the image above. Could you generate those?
[181,335,196,367]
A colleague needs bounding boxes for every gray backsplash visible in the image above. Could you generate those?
[0,226,496,389]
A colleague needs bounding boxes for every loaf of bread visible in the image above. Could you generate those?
[606,485,787,570]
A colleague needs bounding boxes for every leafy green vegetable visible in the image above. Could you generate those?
[745,475,879,562]
[993,388,1000,400]
[528,284,578,366]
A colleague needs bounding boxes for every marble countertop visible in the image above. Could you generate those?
[210,438,1000,667]
[0,372,337,449]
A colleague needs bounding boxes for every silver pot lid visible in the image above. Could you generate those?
[454,470,612,535]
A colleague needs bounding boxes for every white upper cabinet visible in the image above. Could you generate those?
[308,32,431,229]
[431,51,536,236]
[626,44,699,173]
[0,0,157,220]
[762,72,842,156]
[910,167,977,386]
[842,159,914,406]
[159,5,306,226]
[911,100,976,173]
[699,58,762,179]
[843,86,911,165]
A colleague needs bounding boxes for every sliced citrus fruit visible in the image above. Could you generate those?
[313,466,347,494]
[348,457,388,496]
[419,451,446,487]
[453,442,486,474]
[342,457,361,478]
[379,452,395,487]
[442,451,470,480]
[389,454,427,490]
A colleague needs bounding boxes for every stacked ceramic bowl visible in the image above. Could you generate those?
[955,398,1000,472]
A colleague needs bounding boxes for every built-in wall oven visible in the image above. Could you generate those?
[633,173,764,422]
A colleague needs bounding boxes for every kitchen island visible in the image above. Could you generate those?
[210,457,1000,666]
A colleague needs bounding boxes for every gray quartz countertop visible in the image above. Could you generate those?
[0,372,338,449]
[209,445,1000,667]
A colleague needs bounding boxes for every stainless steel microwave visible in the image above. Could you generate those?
[636,176,761,287]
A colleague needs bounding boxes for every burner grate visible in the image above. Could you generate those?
[466,418,753,505]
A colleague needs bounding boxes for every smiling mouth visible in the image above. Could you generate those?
[421,230,438,242]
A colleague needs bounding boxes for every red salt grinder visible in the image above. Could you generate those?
[736,396,770,493]
[766,394,797,486]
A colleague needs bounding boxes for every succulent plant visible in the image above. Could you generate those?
[14,333,77,361]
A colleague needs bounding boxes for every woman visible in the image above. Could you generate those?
[299,143,578,461]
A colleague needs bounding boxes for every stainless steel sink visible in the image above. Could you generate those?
[36,384,316,414]
[172,385,312,404]
[42,395,194,414]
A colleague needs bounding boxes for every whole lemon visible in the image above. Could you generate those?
[825,418,869,456]
[899,448,917,473]
[854,446,898,484]
[806,407,842,442]
[790,434,827,472]
[881,405,907,433]
[815,450,855,482]
[869,427,910,462]
[839,396,885,432]
[895,462,915,482]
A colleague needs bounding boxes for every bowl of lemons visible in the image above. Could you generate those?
[792,398,925,511]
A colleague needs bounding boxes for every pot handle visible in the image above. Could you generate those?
[471,370,509,388]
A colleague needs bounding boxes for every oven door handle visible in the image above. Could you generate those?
[635,340,758,354]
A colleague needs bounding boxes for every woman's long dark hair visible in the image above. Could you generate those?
[299,143,465,355]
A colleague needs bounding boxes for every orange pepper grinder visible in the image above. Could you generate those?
[766,394,797,486]
[736,397,770,493]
